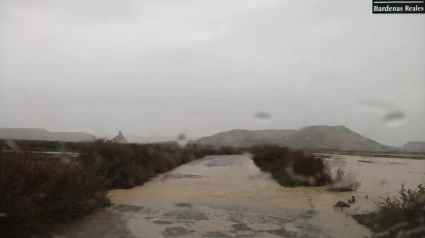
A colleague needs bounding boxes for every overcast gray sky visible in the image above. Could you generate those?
[0,0,424,146]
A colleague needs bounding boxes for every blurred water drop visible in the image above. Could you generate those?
[60,156,71,164]
[383,111,406,128]
[177,133,186,141]
[284,165,293,174]
[95,191,104,198]
[379,179,388,186]
[148,147,155,155]
[5,139,20,151]
[419,193,425,203]
[383,111,405,121]
[85,198,97,206]
[36,193,46,199]
[128,178,135,186]
[0,212,8,218]
[95,155,103,164]
[253,112,272,125]
[176,133,189,148]
[308,176,316,186]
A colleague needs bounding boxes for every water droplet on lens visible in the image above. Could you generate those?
[36,193,46,199]
[176,133,189,148]
[383,111,404,121]
[383,111,405,128]
[308,176,316,185]
[128,179,135,186]
[61,156,71,164]
[253,112,272,125]
[5,140,20,151]
[379,179,388,186]
[177,133,186,141]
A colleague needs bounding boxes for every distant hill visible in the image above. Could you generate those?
[402,141,425,152]
[195,129,294,147]
[0,128,94,142]
[194,125,391,151]
[287,125,389,150]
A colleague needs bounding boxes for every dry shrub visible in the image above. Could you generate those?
[0,139,243,236]
[353,184,425,238]
[80,139,149,188]
[250,145,332,186]
[76,139,244,189]
[79,139,202,189]
[1,139,83,152]
[0,151,109,237]
[327,167,361,192]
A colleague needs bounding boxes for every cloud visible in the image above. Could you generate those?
[0,0,424,145]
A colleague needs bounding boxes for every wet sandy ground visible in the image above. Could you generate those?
[55,154,425,238]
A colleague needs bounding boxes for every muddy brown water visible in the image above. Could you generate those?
[55,154,425,238]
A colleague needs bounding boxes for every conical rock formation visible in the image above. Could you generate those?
[112,130,129,143]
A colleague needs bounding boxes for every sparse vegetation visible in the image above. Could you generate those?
[0,139,244,236]
[327,167,362,192]
[79,139,198,188]
[250,145,333,186]
[353,184,425,238]
[79,139,245,189]
[1,139,84,152]
[250,145,362,190]
[0,151,110,237]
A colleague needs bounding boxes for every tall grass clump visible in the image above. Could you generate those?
[353,184,425,238]
[327,167,361,192]
[0,151,109,237]
[250,145,333,186]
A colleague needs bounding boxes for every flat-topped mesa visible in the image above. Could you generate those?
[194,125,391,150]
[112,130,129,143]
[402,141,425,152]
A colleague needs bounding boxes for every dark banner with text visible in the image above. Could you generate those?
[373,0,425,13]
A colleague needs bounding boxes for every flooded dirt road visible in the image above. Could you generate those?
[56,154,425,238]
